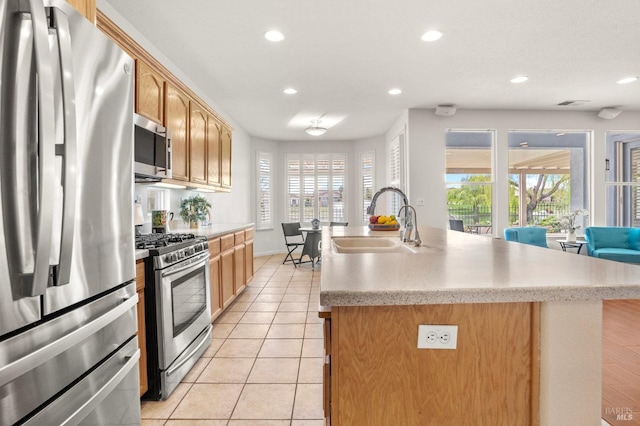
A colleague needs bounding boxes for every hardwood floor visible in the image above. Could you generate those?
[603,299,640,425]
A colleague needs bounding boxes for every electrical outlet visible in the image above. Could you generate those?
[417,325,458,350]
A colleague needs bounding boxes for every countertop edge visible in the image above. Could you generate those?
[319,285,640,306]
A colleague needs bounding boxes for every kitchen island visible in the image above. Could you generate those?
[319,226,640,426]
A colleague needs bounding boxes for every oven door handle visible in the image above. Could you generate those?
[166,325,212,377]
[161,254,209,278]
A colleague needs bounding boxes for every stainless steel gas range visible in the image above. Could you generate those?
[137,233,212,400]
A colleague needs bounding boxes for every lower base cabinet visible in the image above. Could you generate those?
[324,303,540,426]
[209,227,254,317]
[135,260,148,397]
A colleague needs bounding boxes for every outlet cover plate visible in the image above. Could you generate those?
[417,324,458,349]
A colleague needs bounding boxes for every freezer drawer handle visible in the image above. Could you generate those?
[24,348,140,426]
[0,292,138,387]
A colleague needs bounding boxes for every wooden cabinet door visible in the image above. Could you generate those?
[245,240,254,282]
[65,0,96,23]
[165,84,189,181]
[136,60,164,124]
[220,126,232,189]
[135,260,148,396]
[234,244,246,295]
[209,255,222,321]
[189,102,207,184]
[207,115,222,187]
[220,249,235,308]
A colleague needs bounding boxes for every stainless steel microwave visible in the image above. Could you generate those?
[134,114,172,181]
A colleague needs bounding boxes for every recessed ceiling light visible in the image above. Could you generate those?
[421,30,443,42]
[617,76,638,84]
[284,88,298,95]
[264,30,285,42]
[510,76,529,83]
[388,88,402,95]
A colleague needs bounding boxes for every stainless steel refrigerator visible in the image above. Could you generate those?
[0,0,141,424]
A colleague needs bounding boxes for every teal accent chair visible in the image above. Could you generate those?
[503,227,549,248]
[584,227,640,263]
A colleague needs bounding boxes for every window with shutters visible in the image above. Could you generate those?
[285,153,347,224]
[360,151,375,224]
[256,152,273,230]
[605,134,640,226]
[387,131,405,215]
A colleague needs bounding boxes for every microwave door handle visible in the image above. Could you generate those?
[26,0,56,297]
[50,7,77,286]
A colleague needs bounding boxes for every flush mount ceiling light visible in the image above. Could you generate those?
[283,88,298,95]
[510,76,529,83]
[305,120,327,136]
[264,30,285,42]
[388,88,402,95]
[617,76,638,84]
[421,30,443,42]
[598,107,622,119]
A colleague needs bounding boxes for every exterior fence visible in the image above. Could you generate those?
[448,202,571,228]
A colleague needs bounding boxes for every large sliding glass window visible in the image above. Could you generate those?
[445,130,494,235]
[285,153,347,224]
[508,131,588,234]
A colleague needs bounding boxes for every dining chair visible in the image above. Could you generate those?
[449,219,465,232]
[503,227,548,248]
[281,222,305,266]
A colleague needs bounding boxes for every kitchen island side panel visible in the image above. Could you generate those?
[331,303,539,426]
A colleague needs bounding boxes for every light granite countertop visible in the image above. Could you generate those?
[134,223,253,260]
[319,226,640,306]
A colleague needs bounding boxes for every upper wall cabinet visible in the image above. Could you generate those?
[136,60,165,125]
[207,115,222,187]
[165,84,190,182]
[190,101,208,185]
[221,127,232,189]
[66,0,96,23]
[96,11,233,191]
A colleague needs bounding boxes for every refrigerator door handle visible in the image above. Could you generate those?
[50,6,77,287]
[0,292,138,387]
[24,0,56,297]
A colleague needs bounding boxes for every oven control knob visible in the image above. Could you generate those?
[164,253,173,262]
[178,251,184,259]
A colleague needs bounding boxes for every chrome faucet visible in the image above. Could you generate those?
[397,205,421,247]
[367,186,411,242]
[366,186,409,216]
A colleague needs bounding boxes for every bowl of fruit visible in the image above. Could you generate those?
[368,215,400,231]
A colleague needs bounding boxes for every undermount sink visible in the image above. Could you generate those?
[331,237,437,254]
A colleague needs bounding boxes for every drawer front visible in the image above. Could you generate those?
[135,260,145,292]
[234,231,245,245]
[208,238,221,257]
[221,234,235,251]
[245,228,254,241]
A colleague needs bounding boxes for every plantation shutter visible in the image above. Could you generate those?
[632,148,640,226]
[257,152,272,229]
[361,151,375,223]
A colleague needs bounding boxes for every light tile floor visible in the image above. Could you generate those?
[141,255,324,426]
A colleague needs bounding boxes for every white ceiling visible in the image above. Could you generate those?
[101,0,640,141]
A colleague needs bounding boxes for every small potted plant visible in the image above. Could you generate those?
[560,209,589,242]
[179,195,211,228]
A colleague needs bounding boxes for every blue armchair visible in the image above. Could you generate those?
[503,227,549,248]
[584,227,640,263]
